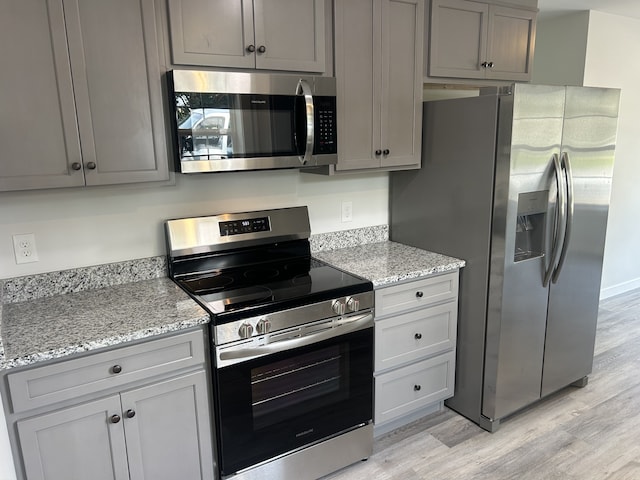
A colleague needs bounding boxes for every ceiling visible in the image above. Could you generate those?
[537,0,640,19]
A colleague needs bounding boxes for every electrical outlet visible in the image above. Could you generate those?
[341,201,353,222]
[12,233,39,264]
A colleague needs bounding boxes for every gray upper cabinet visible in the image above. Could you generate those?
[168,0,326,72]
[0,0,169,192]
[332,0,424,172]
[428,0,536,81]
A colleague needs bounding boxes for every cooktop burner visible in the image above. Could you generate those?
[176,257,369,321]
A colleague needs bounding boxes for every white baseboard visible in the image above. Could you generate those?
[600,277,640,300]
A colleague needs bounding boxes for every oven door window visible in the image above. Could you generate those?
[215,327,373,476]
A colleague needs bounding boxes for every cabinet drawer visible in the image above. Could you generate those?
[374,272,458,319]
[375,301,456,372]
[374,351,455,426]
[7,329,206,413]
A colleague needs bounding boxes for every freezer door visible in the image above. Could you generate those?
[542,87,620,396]
[482,84,566,421]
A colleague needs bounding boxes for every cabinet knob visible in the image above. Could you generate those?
[414,384,422,391]
[257,45,266,54]
[246,44,256,53]
[481,61,488,68]
[375,150,382,156]
[416,291,423,298]
[70,162,82,171]
[111,365,123,374]
[110,414,121,424]
[383,149,390,155]
[414,333,422,340]
[487,62,494,68]
[86,161,97,170]
[125,409,136,419]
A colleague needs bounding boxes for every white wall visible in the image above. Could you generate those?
[582,11,640,297]
[533,10,640,298]
[0,170,389,279]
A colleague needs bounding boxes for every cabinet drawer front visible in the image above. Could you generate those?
[375,301,456,372]
[374,351,455,425]
[8,330,206,413]
[375,272,458,318]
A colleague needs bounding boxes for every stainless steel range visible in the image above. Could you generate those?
[165,206,374,480]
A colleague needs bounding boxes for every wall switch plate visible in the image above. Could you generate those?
[13,233,39,264]
[341,201,353,222]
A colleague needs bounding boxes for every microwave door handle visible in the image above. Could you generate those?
[552,151,574,283]
[296,79,314,165]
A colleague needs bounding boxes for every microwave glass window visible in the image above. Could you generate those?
[175,92,298,160]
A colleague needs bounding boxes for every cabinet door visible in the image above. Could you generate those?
[168,0,255,68]
[380,0,423,169]
[485,5,536,81]
[0,0,84,191]
[333,0,379,171]
[121,371,215,480]
[17,396,129,480]
[63,0,169,185]
[428,0,488,79]
[253,0,325,72]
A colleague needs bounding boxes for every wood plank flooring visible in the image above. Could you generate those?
[326,289,640,480]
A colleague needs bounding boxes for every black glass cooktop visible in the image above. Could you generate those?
[176,257,371,323]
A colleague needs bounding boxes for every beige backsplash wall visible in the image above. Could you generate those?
[0,170,388,279]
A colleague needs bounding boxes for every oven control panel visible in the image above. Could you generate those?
[219,216,270,236]
[214,291,375,346]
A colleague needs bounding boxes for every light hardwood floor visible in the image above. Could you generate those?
[327,289,640,480]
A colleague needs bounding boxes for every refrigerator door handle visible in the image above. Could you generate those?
[552,152,574,283]
[543,153,567,287]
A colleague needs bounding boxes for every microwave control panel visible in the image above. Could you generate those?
[314,96,337,154]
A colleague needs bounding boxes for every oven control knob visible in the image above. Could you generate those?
[256,318,271,335]
[332,300,346,315]
[238,323,254,339]
[346,297,360,312]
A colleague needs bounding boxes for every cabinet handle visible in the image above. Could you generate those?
[481,61,488,68]
[125,409,136,419]
[257,45,266,54]
[414,385,422,391]
[416,291,423,298]
[246,44,256,53]
[414,333,422,340]
[111,365,122,374]
[110,414,121,424]
[85,161,97,170]
[383,149,390,155]
[375,150,382,156]
[487,62,494,68]
[70,162,82,171]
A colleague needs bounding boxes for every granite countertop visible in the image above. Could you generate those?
[314,241,465,287]
[0,277,209,370]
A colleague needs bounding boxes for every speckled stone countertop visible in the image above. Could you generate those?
[313,241,465,287]
[0,260,209,371]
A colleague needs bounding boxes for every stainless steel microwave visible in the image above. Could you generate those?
[168,70,337,173]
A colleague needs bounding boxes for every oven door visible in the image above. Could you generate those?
[214,322,373,476]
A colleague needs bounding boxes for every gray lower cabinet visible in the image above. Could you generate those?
[167,0,326,72]
[373,272,459,434]
[330,0,424,172]
[0,0,169,192]
[427,0,537,81]
[5,330,215,480]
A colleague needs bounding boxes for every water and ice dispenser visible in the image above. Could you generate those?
[514,191,548,262]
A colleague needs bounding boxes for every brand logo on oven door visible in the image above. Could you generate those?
[295,428,314,438]
[251,99,267,104]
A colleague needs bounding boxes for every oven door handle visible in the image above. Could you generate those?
[218,313,373,364]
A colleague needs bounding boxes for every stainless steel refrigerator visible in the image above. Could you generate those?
[389,84,620,432]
